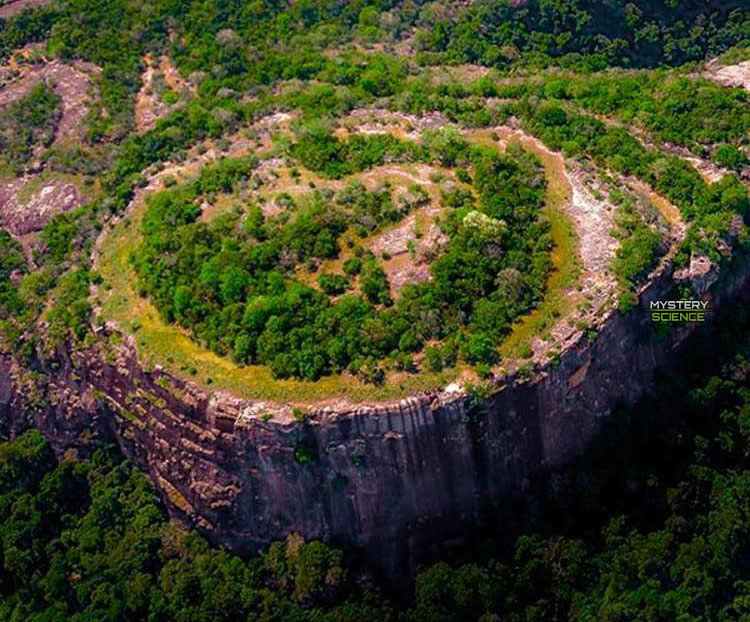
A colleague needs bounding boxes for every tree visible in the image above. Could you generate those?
[460,332,498,365]
[713,144,749,172]
[360,260,392,306]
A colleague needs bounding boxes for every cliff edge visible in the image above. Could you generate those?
[2,257,746,578]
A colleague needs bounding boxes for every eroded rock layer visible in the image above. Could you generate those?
[2,257,746,578]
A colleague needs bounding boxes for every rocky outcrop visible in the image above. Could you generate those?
[1,258,749,579]
[705,59,750,93]
[0,0,50,19]
[0,57,98,146]
[674,253,720,295]
[0,176,84,236]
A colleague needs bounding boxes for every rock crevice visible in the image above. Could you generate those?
[3,259,747,578]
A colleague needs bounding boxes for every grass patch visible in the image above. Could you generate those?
[94,128,573,403]
[493,132,580,359]
[94,163,462,404]
[712,45,750,67]
[16,170,98,204]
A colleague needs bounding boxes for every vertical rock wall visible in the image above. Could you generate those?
[1,261,748,578]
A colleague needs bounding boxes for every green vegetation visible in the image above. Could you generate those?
[534,73,750,154]
[0,0,746,382]
[131,137,551,381]
[7,307,750,619]
[411,0,750,69]
[0,430,378,622]
[605,185,664,301]
[0,5,56,62]
[291,124,420,178]
[489,131,580,361]
[93,174,457,403]
[614,225,661,300]
[519,102,750,264]
[0,81,61,172]
[395,313,750,621]
[0,230,24,319]
[2,0,750,617]
[714,144,750,172]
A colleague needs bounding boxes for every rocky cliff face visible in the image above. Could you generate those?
[1,260,747,578]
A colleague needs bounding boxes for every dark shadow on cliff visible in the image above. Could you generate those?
[409,295,750,585]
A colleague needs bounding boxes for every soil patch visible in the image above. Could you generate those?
[0,0,49,18]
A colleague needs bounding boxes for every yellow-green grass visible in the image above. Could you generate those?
[94,167,463,405]
[499,133,580,358]
[0,162,17,179]
[94,128,578,404]
[15,170,100,204]
[464,128,580,359]
[629,179,682,227]
[201,159,468,301]
[296,165,468,295]
[711,45,750,67]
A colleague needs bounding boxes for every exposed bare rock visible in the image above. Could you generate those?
[91,115,287,270]
[577,107,730,186]
[255,156,287,175]
[339,109,451,140]
[489,127,619,305]
[565,167,618,291]
[135,64,167,133]
[729,214,745,239]
[2,98,749,583]
[13,110,732,584]
[0,59,98,145]
[3,261,749,581]
[705,59,750,92]
[0,176,83,236]
[256,112,293,130]
[0,0,50,18]
[369,215,415,256]
[388,261,432,293]
[415,222,448,262]
[661,142,727,184]
[674,253,720,295]
[135,55,194,133]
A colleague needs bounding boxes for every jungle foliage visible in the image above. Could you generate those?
[5,309,750,620]
[0,81,61,172]
[131,136,550,380]
[0,430,379,622]
[1,0,750,618]
[0,0,747,365]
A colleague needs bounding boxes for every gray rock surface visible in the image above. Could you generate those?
[3,260,748,578]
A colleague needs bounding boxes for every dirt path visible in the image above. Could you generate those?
[470,127,623,366]
[90,111,469,405]
[564,166,618,296]
[89,111,670,405]
[135,55,195,133]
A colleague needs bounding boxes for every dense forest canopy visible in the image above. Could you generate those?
[0,0,747,376]
[4,308,750,620]
[2,0,750,619]
[130,137,551,380]
[3,0,750,137]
